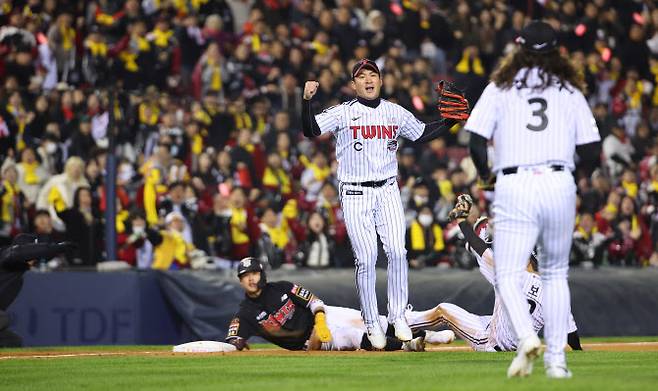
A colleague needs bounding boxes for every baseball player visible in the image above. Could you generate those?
[301,59,469,349]
[465,21,601,378]
[225,257,456,352]
[414,194,583,352]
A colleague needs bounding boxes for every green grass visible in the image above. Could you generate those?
[2,345,658,391]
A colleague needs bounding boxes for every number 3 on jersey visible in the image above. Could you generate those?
[526,98,548,132]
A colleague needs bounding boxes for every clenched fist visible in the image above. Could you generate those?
[304,81,320,100]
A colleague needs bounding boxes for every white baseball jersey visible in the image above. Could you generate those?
[465,67,600,172]
[315,99,425,182]
[468,246,577,351]
[466,66,599,367]
[314,97,425,333]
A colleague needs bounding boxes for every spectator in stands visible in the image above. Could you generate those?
[257,206,293,269]
[192,42,226,100]
[57,187,103,266]
[297,211,332,269]
[15,147,48,209]
[206,192,232,259]
[0,164,26,246]
[36,156,88,232]
[147,211,194,270]
[118,212,151,269]
[147,17,179,90]
[82,26,110,88]
[571,212,608,268]
[68,116,96,161]
[300,151,330,202]
[596,190,622,237]
[603,124,635,179]
[158,181,194,243]
[47,13,76,83]
[227,186,258,261]
[406,206,445,269]
[262,151,291,205]
[31,209,63,242]
[617,195,652,263]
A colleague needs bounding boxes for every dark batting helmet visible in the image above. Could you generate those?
[237,257,267,288]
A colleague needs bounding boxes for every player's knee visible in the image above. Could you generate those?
[538,267,568,281]
[353,255,375,270]
[436,303,449,317]
[386,247,407,263]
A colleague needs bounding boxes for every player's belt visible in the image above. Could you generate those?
[343,179,388,187]
[501,165,564,175]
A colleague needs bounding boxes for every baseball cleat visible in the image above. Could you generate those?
[424,330,456,345]
[402,335,426,352]
[545,365,572,379]
[507,334,542,378]
[393,318,413,342]
[366,325,387,350]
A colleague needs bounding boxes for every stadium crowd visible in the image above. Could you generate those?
[0,0,657,271]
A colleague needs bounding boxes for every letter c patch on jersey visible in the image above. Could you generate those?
[354,141,363,151]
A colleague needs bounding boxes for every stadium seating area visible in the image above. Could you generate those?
[0,0,657,270]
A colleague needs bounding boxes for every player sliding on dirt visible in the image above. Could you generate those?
[224,257,455,352]
[413,194,583,352]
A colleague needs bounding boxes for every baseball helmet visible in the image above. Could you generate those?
[237,257,267,288]
[473,216,492,245]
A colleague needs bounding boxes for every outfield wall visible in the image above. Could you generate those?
[7,268,658,346]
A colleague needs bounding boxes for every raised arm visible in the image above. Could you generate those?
[301,81,322,138]
[448,195,489,257]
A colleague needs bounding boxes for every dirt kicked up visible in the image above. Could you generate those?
[1,341,658,360]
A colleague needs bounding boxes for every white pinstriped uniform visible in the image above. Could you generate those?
[465,68,599,366]
[315,99,424,328]
[433,245,578,352]
[317,305,453,351]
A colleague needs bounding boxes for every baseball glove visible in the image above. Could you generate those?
[449,194,474,222]
[436,80,470,121]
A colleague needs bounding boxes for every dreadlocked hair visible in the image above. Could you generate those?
[490,47,586,94]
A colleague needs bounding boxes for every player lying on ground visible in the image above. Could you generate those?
[412,195,582,352]
[225,257,456,352]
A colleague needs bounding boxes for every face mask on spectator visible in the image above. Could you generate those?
[418,214,433,227]
[414,195,428,206]
[45,143,57,153]
[133,225,145,234]
[119,165,135,182]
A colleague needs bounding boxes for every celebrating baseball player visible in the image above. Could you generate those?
[414,194,583,352]
[301,58,469,349]
[225,257,456,352]
[465,21,600,378]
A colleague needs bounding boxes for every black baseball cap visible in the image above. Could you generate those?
[352,58,380,79]
[237,257,263,278]
[516,21,558,53]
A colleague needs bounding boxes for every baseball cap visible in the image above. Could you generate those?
[516,21,558,53]
[351,58,380,79]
